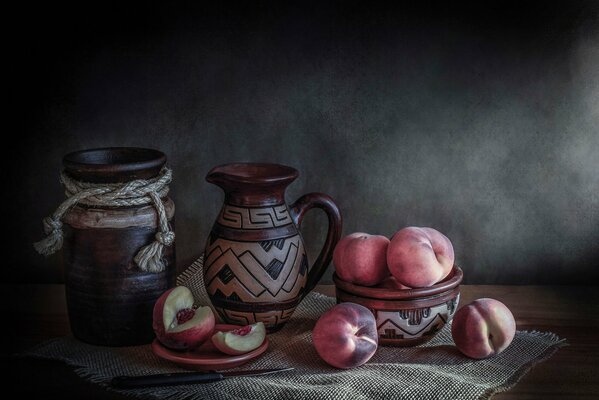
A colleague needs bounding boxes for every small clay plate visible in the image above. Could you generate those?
[151,324,269,371]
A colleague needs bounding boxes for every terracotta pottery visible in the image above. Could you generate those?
[203,163,342,332]
[334,266,463,346]
[61,147,176,346]
[151,324,269,371]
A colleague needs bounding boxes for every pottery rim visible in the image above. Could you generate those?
[63,147,166,183]
[332,265,463,300]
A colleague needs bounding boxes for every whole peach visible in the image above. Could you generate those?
[376,276,411,290]
[387,227,454,288]
[451,298,516,359]
[312,303,378,369]
[333,232,390,286]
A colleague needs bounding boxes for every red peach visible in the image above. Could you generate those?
[333,232,390,286]
[312,303,378,369]
[376,276,411,290]
[387,227,454,288]
[451,298,516,359]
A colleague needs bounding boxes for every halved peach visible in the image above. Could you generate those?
[152,286,215,350]
[211,322,266,355]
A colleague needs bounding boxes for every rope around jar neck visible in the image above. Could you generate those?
[34,167,174,273]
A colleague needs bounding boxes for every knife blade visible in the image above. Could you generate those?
[111,367,294,389]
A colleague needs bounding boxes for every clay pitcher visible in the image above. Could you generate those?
[203,163,342,331]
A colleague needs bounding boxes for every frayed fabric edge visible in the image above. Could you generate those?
[478,332,568,400]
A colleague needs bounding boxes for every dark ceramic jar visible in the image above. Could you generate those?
[61,148,176,346]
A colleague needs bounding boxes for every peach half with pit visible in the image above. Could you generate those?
[152,286,215,351]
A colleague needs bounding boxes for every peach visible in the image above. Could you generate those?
[451,298,516,359]
[376,276,411,290]
[152,286,215,350]
[211,322,266,355]
[333,232,390,286]
[387,227,454,288]
[312,303,378,369]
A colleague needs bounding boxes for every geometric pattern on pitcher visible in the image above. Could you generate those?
[217,204,293,229]
[204,235,307,303]
[213,306,296,328]
[377,293,461,340]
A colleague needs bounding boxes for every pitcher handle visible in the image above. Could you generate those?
[290,193,342,299]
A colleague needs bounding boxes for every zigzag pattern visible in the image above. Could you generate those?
[214,306,296,329]
[218,204,293,229]
[204,235,306,302]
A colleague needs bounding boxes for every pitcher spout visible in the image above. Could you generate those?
[205,163,299,206]
[205,166,230,187]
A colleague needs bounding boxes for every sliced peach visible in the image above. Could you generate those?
[211,322,266,355]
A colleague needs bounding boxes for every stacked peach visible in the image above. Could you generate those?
[333,227,455,289]
[311,226,516,369]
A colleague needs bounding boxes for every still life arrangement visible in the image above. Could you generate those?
[30,147,565,399]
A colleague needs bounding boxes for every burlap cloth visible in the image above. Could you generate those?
[24,258,566,399]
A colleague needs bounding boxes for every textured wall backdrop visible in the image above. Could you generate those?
[9,1,599,284]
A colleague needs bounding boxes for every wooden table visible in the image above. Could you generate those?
[3,284,598,399]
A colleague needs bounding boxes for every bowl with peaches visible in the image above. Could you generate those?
[332,227,463,347]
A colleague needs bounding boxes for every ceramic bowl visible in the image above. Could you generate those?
[151,324,269,370]
[333,266,463,347]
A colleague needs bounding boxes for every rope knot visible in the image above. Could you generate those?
[34,167,174,273]
[42,217,62,234]
[34,217,64,257]
[155,231,175,246]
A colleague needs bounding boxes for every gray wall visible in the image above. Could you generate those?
[10,2,599,284]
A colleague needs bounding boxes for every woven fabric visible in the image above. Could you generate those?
[24,258,566,399]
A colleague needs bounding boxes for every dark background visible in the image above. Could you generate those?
[8,1,598,284]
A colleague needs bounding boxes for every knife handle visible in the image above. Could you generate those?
[111,371,224,388]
